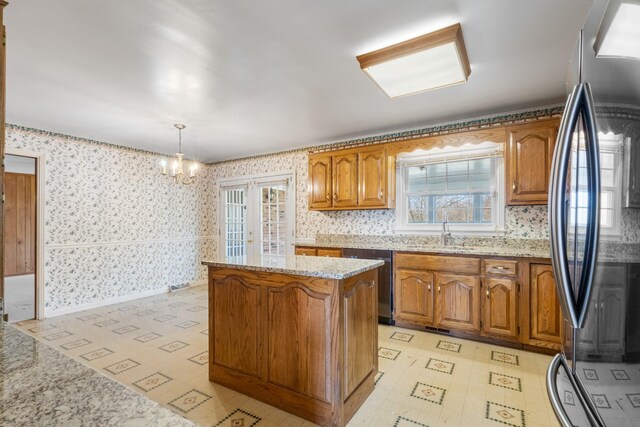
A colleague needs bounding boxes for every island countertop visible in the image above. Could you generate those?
[202,255,384,279]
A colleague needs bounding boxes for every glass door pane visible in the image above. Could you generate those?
[223,188,247,257]
[257,183,288,256]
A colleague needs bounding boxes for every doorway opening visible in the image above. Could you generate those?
[3,153,38,322]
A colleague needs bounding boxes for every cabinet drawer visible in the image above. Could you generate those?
[317,248,342,257]
[295,247,317,256]
[483,259,518,276]
[395,253,480,275]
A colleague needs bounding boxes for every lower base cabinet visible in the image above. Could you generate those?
[394,253,562,352]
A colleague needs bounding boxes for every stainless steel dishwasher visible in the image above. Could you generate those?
[342,248,393,325]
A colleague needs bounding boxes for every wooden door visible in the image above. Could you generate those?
[482,277,518,339]
[436,273,481,332]
[506,123,556,205]
[308,155,332,209]
[267,284,333,402]
[332,153,358,208]
[394,269,434,326]
[212,275,261,377]
[529,264,562,345]
[4,172,36,276]
[598,284,625,354]
[358,147,387,208]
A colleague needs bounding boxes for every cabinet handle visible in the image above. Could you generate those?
[512,181,517,192]
[437,286,441,294]
[428,284,431,291]
[378,189,383,200]
[486,289,490,298]
[326,193,330,201]
[333,193,338,202]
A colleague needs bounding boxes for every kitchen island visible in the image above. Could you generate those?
[202,255,383,427]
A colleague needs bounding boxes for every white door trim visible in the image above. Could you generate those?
[6,148,46,319]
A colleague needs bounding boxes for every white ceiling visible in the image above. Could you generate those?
[6,1,592,162]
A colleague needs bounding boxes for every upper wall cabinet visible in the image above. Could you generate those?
[505,120,559,205]
[308,146,395,210]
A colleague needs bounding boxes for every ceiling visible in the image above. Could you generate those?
[6,1,592,162]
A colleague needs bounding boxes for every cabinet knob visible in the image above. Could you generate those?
[428,284,431,291]
[486,289,490,298]
[378,189,383,200]
[437,286,441,294]
[512,181,517,192]
[333,193,338,202]
[326,193,330,201]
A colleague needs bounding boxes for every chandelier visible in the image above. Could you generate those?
[160,124,197,185]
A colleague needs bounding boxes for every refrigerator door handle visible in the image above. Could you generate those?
[549,82,600,329]
[547,354,603,427]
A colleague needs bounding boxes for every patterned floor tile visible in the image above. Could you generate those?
[393,416,429,427]
[168,389,212,413]
[436,340,461,353]
[583,368,599,380]
[133,372,173,392]
[176,320,200,329]
[154,314,177,322]
[118,305,138,312]
[187,306,207,312]
[375,371,384,385]
[169,302,188,308]
[77,314,101,321]
[489,372,522,391]
[159,341,190,353]
[426,358,455,375]
[379,347,401,360]
[491,350,519,365]
[390,331,414,342]
[188,351,209,365]
[104,358,141,375]
[592,394,611,409]
[410,382,446,405]
[200,329,209,336]
[611,369,630,380]
[80,347,114,361]
[61,338,92,350]
[135,332,162,343]
[135,309,156,317]
[213,408,261,427]
[485,401,525,427]
[28,324,56,333]
[627,393,640,408]
[43,331,73,341]
[112,325,139,335]
[94,319,119,328]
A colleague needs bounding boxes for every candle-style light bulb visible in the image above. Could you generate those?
[171,160,178,176]
[189,163,197,178]
[160,159,167,175]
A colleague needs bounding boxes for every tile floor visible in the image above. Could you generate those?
[4,274,35,323]
[15,285,560,427]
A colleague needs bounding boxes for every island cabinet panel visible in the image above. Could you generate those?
[482,277,518,339]
[528,264,562,348]
[309,156,332,209]
[332,153,359,207]
[435,273,481,332]
[211,275,261,376]
[343,276,377,397]
[358,147,387,208]
[267,284,332,402]
[394,269,434,326]
[506,120,558,205]
[207,266,378,427]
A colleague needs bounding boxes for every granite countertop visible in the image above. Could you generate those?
[295,239,552,259]
[202,255,384,279]
[0,322,195,427]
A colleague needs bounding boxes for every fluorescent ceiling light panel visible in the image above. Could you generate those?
[357,23,471,98]
[594,0,640,59]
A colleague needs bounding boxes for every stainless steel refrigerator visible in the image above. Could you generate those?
[546,0,640,426]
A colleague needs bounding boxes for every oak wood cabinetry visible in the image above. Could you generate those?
[4,172,36,276]
[208,267,378,426]
[295,246,342,257]
[395,253,562,352]
[308,146,395,211]
[505,120,559,205]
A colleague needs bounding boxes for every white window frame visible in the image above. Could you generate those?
[395,143,505,235]
[218,171,296,257]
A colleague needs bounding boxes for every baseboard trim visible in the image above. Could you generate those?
[45,286,169,318]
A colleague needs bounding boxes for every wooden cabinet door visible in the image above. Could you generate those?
[598,284,625,354]
[395,269,434,326]
[308,155,332,209]
[358,147,387,208]
[529,264,562,346]
[436,273,481,332]
[482,277,518,339]
[4,172,36,276]
[506,123,556,205]
[295,247,317,256]
[332,153,358,208]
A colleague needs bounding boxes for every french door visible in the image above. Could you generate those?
[219,173,295,258]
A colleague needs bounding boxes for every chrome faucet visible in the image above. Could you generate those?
[441,220,451,246]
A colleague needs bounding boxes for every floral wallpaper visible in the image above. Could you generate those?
[6,125,215,313]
